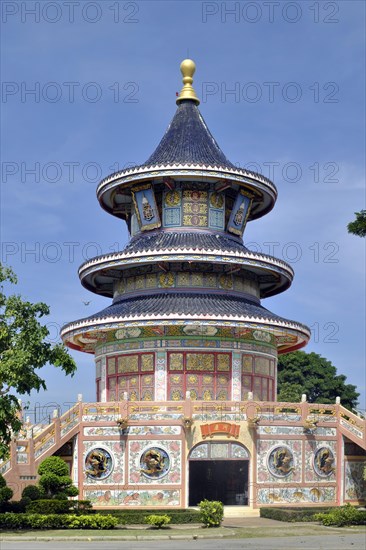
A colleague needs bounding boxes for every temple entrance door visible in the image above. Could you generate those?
[188,442,249,506]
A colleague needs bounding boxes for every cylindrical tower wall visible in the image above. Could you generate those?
[95,330,277,403]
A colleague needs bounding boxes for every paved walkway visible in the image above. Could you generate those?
[222,516,284,527]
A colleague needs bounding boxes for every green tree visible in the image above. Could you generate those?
[347,210,366,237]
[0,473,13,506]
[277,351,359,410]
[277,382,303,403]
[38,456,78,499]
[21,484,41,501]
[0,264,76,459]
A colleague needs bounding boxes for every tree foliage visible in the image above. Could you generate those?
[21,485,41,502]
[37,456,78,499]
[347,210,366,237]
[0,473,13,505]
[0,264,76,458]
[277,382,303,403]
[277,351,359,410]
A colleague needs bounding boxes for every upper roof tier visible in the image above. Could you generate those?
[97,60,277,222]
[142,59,232,168]
[142,100,237,169]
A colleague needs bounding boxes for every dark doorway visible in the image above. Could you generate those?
[189,460,248,506]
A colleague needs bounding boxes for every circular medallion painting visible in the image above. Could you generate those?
[165,190,180,207]
[140,447,170,479]
[267,446,295,477]
[210,192,224,208]
[314,447,335,477]
[85,448,113,480]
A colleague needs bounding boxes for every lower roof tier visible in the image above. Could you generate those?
[78,231,294,299]
[61,292,310,354]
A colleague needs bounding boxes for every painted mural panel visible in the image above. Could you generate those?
[140,447,170,479]
[84,426,120,437]
[182,189,208,227]
[304,441,336,482]
[163,190,181,228]
[227,190,252,236]
[85,448,113,480]
[257,486,336,505]
[256,440,302,483]
[72,435,78,485]
[84,489,180,507]
[344,461,366,501]
[209,191,225,229]
[258,426,336,436]
[128,439,181,485]
[83,440,124,485]
[123,425,181,436]
[267,446,295,478]
[232,354,241,401]
[95,326,277,353]
[155,352,167,401]
[131,184,161,231]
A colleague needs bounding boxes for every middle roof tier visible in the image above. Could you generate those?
[79,230,294,299]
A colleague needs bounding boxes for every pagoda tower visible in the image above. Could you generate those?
[5,60,365,511]
[61,59,310,405]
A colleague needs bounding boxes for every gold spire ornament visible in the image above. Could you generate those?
[176,59,200,105]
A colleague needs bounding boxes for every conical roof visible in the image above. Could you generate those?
[142,100,237,170]
[97,59,277,219]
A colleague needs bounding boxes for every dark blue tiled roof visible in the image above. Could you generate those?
[79,293,285,323]
[124,231,247,254]
[142,100,237,169]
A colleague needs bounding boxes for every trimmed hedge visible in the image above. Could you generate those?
[0,513,118,530]
[26,499,92,515]
[260,507,334,522]
[0,499,29,514]
[97,508,201,524]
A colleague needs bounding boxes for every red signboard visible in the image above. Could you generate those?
[201,422,240,439]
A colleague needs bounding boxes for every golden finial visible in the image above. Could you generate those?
[176,59,200,105]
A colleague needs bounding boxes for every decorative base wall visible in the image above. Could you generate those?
[3,400,365,507]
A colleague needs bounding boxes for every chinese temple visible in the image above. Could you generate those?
[2,60,365,513]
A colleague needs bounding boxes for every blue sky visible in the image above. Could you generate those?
[1,0,365,420]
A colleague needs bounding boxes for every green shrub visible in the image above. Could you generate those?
[26,514,66,530]
[38,457,69,477]
[145,514,171,528]
[37,456,78,499]
[198,499,224,528]
[66,514,118,530]
[260,507,334,522]
[314,504,366,527]
[0,512,26,529]
[0,487,14,506]
[0,513,117,530]
[22,485,41,501]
